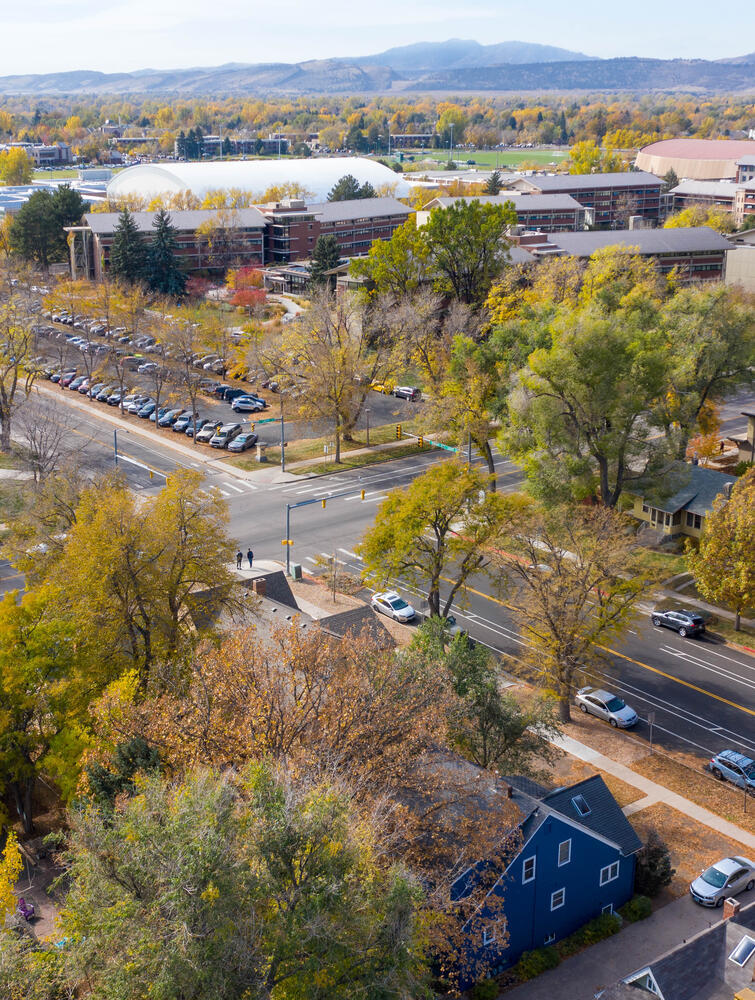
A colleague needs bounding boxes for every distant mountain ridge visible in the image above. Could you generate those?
[1,42,754,95]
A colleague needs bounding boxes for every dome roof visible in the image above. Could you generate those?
[107,157,409,203]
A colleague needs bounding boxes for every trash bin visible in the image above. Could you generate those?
[290,563,302,581]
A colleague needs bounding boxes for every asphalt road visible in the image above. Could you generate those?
[12,386,755,766]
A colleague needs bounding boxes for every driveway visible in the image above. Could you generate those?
[503,895,722,1000]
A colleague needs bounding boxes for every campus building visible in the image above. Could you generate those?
[670,180,755,228]
[509,171,663,228]
[636,137,755,181]
[509,226,732,283]
[416,193,586,232]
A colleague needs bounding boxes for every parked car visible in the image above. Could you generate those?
[210,423,242,448]
[231,395,266,413]
[68,375,88,392]
[137,361,158,375]
[689,856,755,907]
[60,371,79,388]
[172,412,198,433]
[221,386,248,402]
[651,608,706,638]
[708,750,755,793]
[212,383,232,398]
[87,382,105,398]
[195,421,223,443]
[126,395,152,414]
[370,381,395,395]
[138,401,157,419]
[393,385,421,401]
[96,385,117,402]
[78,378,95,393]
[371,591,416,623]
[575,687,638,728]
[149,406,171,423]
[157,408,185,428]
[227,431,258,452]
[184,417,211,438]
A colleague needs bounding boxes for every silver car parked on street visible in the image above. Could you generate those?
[690,857,755,907]
[575,686,638,728]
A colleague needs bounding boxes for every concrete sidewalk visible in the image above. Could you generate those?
[549,733,755,851]
[504,894,721,1000]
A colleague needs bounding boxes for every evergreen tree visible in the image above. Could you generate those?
[145,208,186,297]
[109,207,146,284]
[662,167,679,193]
[9,185,86,268]
[309,234,341,287]
[327,174,376,201]
[484,170,504,195]
[559,110,568,142]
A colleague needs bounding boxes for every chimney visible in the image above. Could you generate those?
[723,897,741,921]
[506,785,513,799]
[252,577,266,598]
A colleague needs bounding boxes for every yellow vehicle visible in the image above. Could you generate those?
[369,380,395,395]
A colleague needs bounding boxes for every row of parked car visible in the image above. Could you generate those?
[45,366,265,451]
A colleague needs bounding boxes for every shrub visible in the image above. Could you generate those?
[472,978,499,1000]
[514,947,560,981]
[556,912,621,959]
[733,460,753,477]
[635,829,675,897]
[620,895,652,922]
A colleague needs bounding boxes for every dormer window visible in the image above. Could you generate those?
[572,794,591,817]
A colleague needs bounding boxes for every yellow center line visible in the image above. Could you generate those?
[444,577,755,719]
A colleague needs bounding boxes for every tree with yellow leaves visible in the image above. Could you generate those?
[0,147,33,185]
[664,204,736,234]
[0,831,23,922]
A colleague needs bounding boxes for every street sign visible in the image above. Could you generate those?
[425,439,458,453]
[647,711,655,726]
[255,417,279,424]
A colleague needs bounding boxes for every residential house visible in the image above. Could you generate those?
[450,772,641,988]
[730,411,755,466]
[629,463,736,539]
[608,897,755,1000]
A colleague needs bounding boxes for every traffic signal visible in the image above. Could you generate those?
[321,498,326,508]
[396,423,402,440]
[250,423,254,430]
[418,436,424,447]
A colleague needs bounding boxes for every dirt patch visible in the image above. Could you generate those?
[290,575,415,646]
[632,753,755,836]
[562,711,651,766]
[629,801,754,905]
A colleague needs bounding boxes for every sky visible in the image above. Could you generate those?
[2,0,753,76]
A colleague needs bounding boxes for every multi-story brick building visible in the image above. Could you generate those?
[510,171,663,228]
[510,227,731,284]
[416,193,586,232]
[670,180,755,228]
[258,197,411,264]
[737,155,755,183]
[67,207,268,280]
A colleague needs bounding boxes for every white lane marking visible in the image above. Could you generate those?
[217,489,230,497]
[305,556,317,564]
[659,645,755,693]
[223,482,245,493]
[339,548,359,559]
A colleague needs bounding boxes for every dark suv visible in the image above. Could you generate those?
[651,608,706,638]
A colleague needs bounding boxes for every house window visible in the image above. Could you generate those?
[572,795,591,817]
[522,856,536,883]
[600,862,620,885]
[686,511,694,527]
[602,903,614,915]
[558,840,571,866]
[544,933,556,945]
[550,888,565,911]
[482,926,497,947]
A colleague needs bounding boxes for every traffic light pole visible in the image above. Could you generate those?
[283,486,368,576]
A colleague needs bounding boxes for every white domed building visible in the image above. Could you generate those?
[106,157,409,203]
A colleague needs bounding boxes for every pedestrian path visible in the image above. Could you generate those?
[548,732,755,850]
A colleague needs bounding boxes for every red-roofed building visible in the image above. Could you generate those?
[636,138,755,181]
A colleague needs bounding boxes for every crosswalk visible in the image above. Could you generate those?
[211,479,259,497]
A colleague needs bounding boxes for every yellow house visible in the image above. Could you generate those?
[629,463,737,540]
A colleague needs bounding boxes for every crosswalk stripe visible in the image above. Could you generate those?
[223,482,245,493]
[305,556,317,564]
[338,548,359,559]
[218,489,230,497]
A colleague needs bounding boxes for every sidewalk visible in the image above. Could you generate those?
[654,585,755,632]
[548,732,755,851]
[504,893,719,1000]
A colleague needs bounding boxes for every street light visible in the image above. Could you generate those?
[365,407,370,447]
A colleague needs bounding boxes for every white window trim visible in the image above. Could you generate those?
[482,927,497,947]
[600,861,620,886]
[550,888,566,911]
[544,932,556,945]
[602,902,614,915]
[558,839,572,867]
[522,856,536,884]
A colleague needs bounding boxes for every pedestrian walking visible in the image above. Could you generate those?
[236,551,243,570]
[247,548,254,569]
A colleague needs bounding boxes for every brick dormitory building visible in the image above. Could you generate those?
[66,197,411,280]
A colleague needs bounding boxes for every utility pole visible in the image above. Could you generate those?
[113,428,118,467]
[467,431,472,469]
[449,122,454,163]
[280,395,286,473]
[365,407,370,447]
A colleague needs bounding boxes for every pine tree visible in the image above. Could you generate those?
[484,170,503,195]
[309,234,341,287]
[145,208,186,297]
[109,207,146,284]
[327,174,376,202]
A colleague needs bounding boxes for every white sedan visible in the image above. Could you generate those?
[371,591,417,623]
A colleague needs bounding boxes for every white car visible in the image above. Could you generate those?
[690,857,755,907]
[575,686,638,728]
[371,591,416,623]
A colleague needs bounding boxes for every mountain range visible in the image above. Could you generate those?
[1,40,754,95]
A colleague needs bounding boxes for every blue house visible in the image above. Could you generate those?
[451,773,642,988]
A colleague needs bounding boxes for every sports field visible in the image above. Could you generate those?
[404,148,569,169]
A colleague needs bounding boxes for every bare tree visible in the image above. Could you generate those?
[16,396,85,482]
[0,260,40,451]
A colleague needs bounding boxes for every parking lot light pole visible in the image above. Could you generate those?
[365,407,370,447]
[113,428,118,467]
[280,395,285,473]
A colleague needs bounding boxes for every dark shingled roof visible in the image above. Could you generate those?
[543,774,643,856]
[517,170,662,192]
[318,604,395,648]
[307,197,411,223]
[547,226,732,256]
[640,462,736,516]
[84,207,268,234]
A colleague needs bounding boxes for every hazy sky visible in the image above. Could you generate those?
[3,0,753,75]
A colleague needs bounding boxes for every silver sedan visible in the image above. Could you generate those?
[690,856,755,907]
[575,686,638,728]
